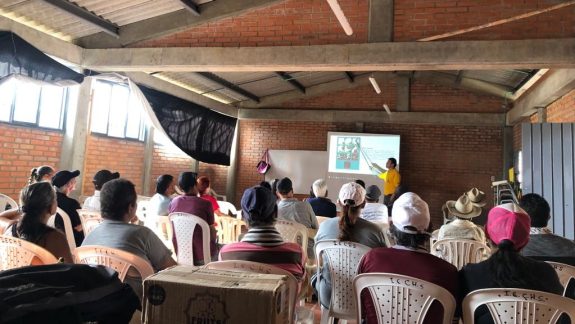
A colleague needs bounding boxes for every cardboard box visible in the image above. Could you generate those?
[142,266,290,324]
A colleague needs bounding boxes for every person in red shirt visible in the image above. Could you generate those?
[197,176,223,216]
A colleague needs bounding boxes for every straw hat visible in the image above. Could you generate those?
[446,194,482,219]
[465,187,486,207]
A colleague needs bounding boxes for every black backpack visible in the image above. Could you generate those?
[0,263,140,324]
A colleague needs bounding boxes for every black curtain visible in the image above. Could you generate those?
[139,85,237,166]
[0,31,84,83]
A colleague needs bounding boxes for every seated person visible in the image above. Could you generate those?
[83,169,120,211]
[358,192,459,324]
[82,179,177,298]
[197,176,224,216]
[148,174,175,216]
[314,182,387,309]
[28,165,55,185]
[306,179,337,218]
[4,182,73,263]
[52,170,84,246]
[219,186,306,280]
[169,172,217,265]
[460,203,563,324]
[360,185,388,223]
[438,194,485,243]
[519,193,575,264]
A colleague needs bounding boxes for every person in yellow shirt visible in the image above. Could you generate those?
[370,158,401,208]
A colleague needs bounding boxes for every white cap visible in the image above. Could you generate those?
[338,182,366,207]
[391,192,430,234]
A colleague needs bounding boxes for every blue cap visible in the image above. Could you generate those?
[241,186,277,224]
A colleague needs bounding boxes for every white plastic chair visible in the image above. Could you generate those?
[353,273,456,324]
[546,261,575,296]
[0,235,58,270]
[47,207,77,253]
[315,240,371,324]
[217,201,238,215]
[462,288,575,324]
[431,238,490,270]
[135,199,149,223]
[0,193,18,211]
[275,220,309,260]
[77,209,103,236]
[74,245,154,282]
[205,260,308,323]
[169,212,211,266]
[216,215,244,244]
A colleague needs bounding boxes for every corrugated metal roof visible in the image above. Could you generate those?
[440,69,536,92]
[158,72,239,104]
[289,72,347,88]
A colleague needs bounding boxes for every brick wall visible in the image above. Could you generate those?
[237,119,503,228]
[149,143,195,195]
[82,135,145,196]
[198,162,229,196]
[0,124,63,200]
[133,0,368,48]
[395,1,575,41]
[546,89,575,122]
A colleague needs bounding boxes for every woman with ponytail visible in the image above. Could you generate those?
[460,203,563,324]
[4,182,73,263]
[28,165,55,185]
[313,182,387,309]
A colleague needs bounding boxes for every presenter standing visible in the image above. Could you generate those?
[370,158,401,208]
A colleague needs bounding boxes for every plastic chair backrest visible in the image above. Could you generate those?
[217,201,238,215]
[74,245,154,282]
[431,238,490,270]
[275,220,309,259]
[462,288,575,324]
[77,209,103,236]
[0,235,58,270]
[169,212,211,265]
[546,261,575,296]
[353,273,456,324]
[205,260,298,323]
[0,193,18,211]
[47,207,77,253]
[315,240,371,320]
[145,214,172,241]
[216,215,243,244]
[136,199,149,223]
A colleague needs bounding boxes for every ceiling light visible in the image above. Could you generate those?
[326,0,353,36]
[383,104,391,115]
[369,76,381,94]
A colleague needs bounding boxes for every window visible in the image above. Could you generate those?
[0,78,68,130]
[90,80,146,141]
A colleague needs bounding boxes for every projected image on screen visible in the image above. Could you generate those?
[328,132,400,175]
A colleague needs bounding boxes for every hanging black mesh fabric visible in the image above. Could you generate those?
[139,84,237,166]
[0,31,84,83]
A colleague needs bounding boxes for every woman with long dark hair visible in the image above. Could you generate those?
[460,203,563,324]
[28,165,55,185]
[313,182,387,309]
[4,182,73,263]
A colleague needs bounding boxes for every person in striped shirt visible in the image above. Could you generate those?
[219,185,306,280]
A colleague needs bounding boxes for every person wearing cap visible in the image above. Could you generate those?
[219,186,306,280]
[169,172,217,265]
[519,193,575,264]
[357,192,459,324]
[306,179,337,218]
[437,194,486,243]
[360,185,388,223]
[276,177,318,257]
[52,169,84,246]
[460,203,563,324]
[465,187,488,225]
[370,157,401,211]
[148,174,176,216]
[83,178,177,300]
[314,182,387,309]
[83,169,120,212]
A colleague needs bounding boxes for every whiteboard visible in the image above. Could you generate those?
[265,150,328,195]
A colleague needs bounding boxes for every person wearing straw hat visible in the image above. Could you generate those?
[466,187,487,208]
[438,194,486,243]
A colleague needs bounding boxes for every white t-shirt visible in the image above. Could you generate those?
[83,190,101,211]
[360,202,388,223]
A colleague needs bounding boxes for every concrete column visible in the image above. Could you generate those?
[502,126,514,179]
[142,126,155,195]
[226,121,240,203]
[59,77,92,199]
[396,74,411,112]
[536,107,547,123]
[369,0,394,42]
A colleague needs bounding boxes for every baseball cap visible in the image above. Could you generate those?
[241,186,278,223]
[365,185,382,201]
[93,170,120,188]
[51,170,80,188]
[338,182,366,207]
[391,192,430,234]
[486,203,530,250]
